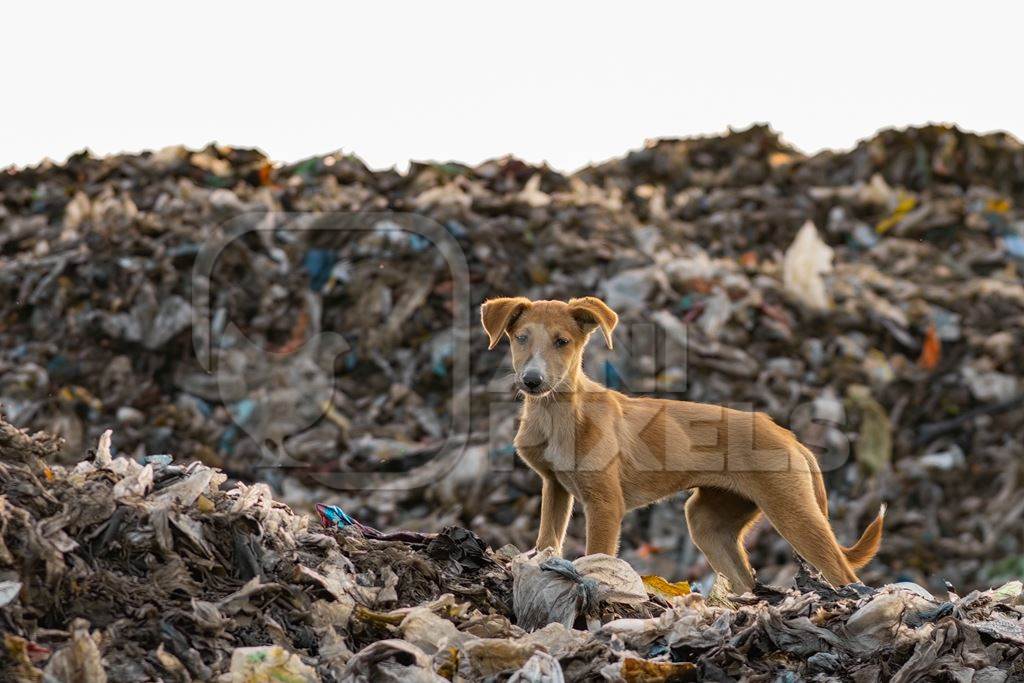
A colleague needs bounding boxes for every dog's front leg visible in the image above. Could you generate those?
[584,498,624,556]
[536,477,573,555]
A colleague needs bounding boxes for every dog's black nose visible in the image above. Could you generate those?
[522,371,544,390]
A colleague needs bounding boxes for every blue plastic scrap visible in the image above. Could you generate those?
[303,249,337,292]
[316,503,356,528]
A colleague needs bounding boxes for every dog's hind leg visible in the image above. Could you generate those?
[752,474,859,586]
[684,487,761,593]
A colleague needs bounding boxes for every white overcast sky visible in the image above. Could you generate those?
[3,2,1023,172]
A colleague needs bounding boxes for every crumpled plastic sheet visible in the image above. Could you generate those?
[512,549,648,631]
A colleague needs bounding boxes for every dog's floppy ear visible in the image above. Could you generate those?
[568,296,618,349]
[480,297,531,349]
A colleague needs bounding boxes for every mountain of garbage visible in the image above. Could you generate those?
[2,417,1022,681]
[2,124,1024,678]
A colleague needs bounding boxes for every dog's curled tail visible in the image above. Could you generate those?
[797,442,885,571]
[840,504,886,570]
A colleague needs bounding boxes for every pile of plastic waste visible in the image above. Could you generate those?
[1,125,1023,599]
[2,420,1022,681]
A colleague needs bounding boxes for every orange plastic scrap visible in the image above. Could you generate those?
[876,194,918,234]
[918,324,941,370]
[258,161,274,187]
[768,151,796,168]
[641,575,691,600]
[621,657,698,682]
[986,197,1011,214]
[635,542,661,559]
[274,308,311,355]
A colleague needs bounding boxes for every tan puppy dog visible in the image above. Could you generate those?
[481,296,884,592]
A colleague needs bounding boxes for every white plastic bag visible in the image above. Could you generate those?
[783,220,834,310]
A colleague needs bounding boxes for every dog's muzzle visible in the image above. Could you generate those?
[520,370,545,395]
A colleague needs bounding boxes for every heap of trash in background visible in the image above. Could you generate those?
[2,125,1024,680]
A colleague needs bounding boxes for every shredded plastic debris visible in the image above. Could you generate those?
[1,419,1022,680]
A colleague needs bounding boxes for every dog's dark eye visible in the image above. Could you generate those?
[515,334,528,344]
[554,337,570,348]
